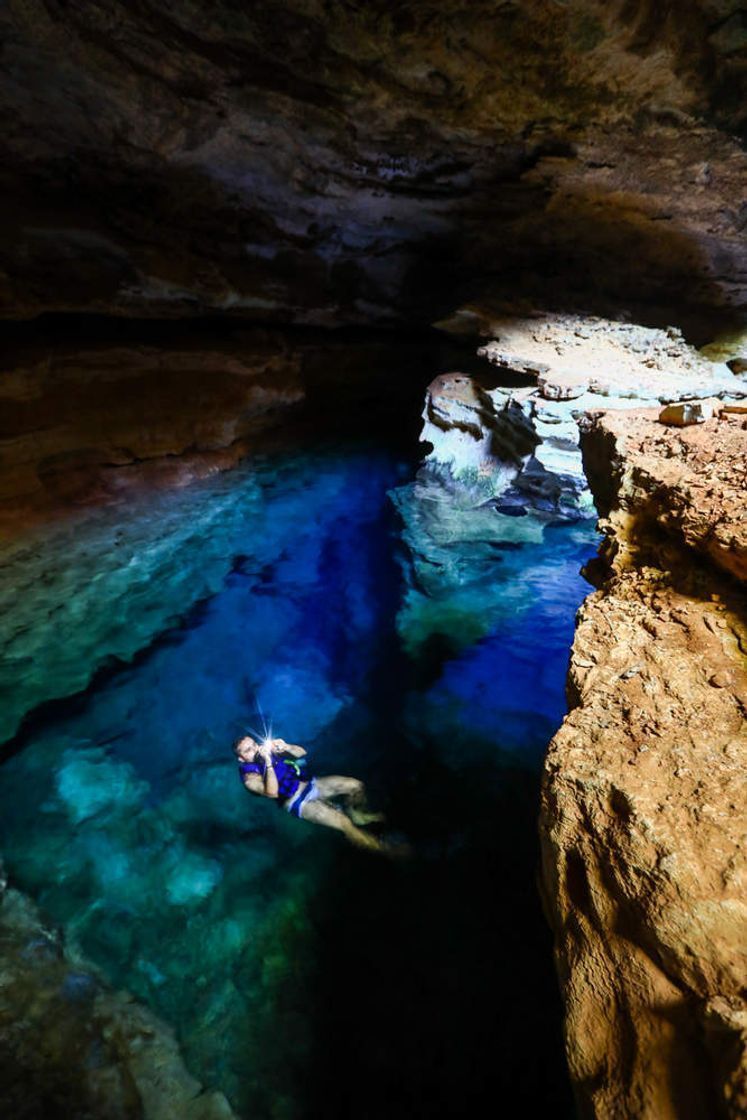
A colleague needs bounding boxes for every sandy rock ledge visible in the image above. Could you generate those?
[539,408,747,1119]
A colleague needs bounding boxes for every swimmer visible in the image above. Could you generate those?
[234,735,389,853]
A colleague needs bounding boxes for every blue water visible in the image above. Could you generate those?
[0,441,597,1118]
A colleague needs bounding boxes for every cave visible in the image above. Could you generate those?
[1,4,746,1119]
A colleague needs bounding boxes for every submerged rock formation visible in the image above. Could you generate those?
[0,859,234,1119]
[540,407,747,1118]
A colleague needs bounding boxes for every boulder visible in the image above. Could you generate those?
[658,399,718,426]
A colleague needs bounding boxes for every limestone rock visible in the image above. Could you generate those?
[421,372,538,496]
[581,408,747,582]
[537,369,589,402]
[658,399,717,425]
[540,405,747,1118]
[475,312,747,405]
[0,331,303,533]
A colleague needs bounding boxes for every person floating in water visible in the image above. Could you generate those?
[234,735,388,852]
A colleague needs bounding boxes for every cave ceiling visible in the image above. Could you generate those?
[1,0,746,333]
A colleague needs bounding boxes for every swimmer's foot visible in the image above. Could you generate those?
[348,808,386,827]
[382,838,413,861]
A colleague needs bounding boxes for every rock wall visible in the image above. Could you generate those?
[0,329,304,535]
[540,407,747,1118]
[2,1,746,329]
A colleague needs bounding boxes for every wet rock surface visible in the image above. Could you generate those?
[540,407,747,1118]
[0,859,234,1120]
[2,2,747,328]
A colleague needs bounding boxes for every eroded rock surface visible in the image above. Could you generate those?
[421,371,538,494]
[540,408,747,1118]
[582,408,747,582]
[2,2,747,328]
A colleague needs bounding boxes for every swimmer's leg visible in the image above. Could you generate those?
[299,798,387,852]
[313,777,385,825]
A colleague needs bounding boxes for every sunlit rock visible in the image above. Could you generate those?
[421,372,538,496]
[540,406,747,1119]
[658,398,718,425]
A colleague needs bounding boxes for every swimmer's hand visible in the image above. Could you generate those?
[272,738,306,757]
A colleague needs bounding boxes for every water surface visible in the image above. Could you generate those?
[0,439,597,1118]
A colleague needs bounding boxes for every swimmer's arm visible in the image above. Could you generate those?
[242,773,265,797]
[272,738,306,757]
[263,758,279,799]
[254,747,279,798]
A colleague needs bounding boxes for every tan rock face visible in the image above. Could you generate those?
[581,409,747,582]
[540,408,747,1118]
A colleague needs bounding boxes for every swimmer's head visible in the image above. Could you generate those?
[234,735,259,761]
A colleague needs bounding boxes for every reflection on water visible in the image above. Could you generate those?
[0,442,597,1118]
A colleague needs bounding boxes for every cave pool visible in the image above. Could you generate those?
[0,435,599,1119]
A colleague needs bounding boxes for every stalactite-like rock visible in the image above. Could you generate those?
[540,407,747,1119]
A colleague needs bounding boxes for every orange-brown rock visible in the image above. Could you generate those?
[581,408,747,582]
[0,333,303,536]
[540,408,747,1119]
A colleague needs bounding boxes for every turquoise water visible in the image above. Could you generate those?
[0,440,597,1118]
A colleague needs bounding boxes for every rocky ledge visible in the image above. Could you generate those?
[540,408,747,1118]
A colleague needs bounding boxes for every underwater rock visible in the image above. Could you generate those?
[391,366,599,656]
[0,858,235,1119]
[56,746,149,825]
[0,466,264,743]
[540,405,747,1118]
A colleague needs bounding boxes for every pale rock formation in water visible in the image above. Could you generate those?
[0,859,234,1120]
[540,407,747,1119]
[426,310,747,518]
[421,371,538,495]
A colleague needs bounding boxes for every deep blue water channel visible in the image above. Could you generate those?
[0,437,598,1119]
